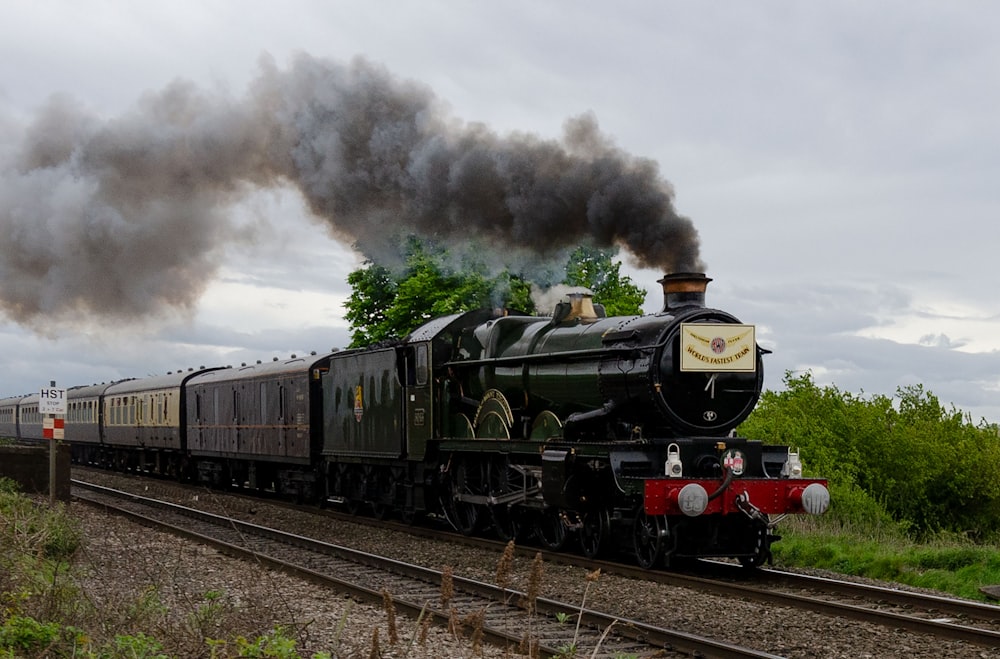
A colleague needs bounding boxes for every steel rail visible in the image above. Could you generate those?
[72,479,781,659]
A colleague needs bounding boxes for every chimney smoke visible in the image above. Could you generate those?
[0,54,704,329]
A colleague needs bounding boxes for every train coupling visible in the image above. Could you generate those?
[735,492,781,528]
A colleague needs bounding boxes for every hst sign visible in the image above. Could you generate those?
[38,386,67,415]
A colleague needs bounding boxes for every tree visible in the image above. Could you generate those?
[343,240,645,347]
[739,371,1000,539]
[563,246,645,316]
[343,238,534,347]
[343,264,398,346]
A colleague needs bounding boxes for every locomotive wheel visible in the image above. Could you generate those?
[579,507,611,559]
[371,469,394,520]
[450,413,475,438]
[529,410,563,440]
[739,522,771,568]
[633,510,666,569]
[474,390,514,439]
[447,460,484,536]
[534,508,567,550]
[337,464,361,515]
[477,411,511,439]
[488,458,524,541]
[490,503,520,541]
[399,507,422,526]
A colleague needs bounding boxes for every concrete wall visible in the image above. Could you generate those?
[0,444,71,501]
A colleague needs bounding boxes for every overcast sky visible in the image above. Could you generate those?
[2,1,1000,424]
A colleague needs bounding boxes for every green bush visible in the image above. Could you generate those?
[741,372,1000,539]
[0,615,61,654]
[0,491,81,561]
[105,632,169,659]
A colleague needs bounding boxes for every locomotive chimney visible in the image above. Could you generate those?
[658,272,712,313]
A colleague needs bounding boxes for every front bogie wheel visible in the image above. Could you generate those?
[579,508,611,559]
[535,508,567,550]
[633,511,666,569]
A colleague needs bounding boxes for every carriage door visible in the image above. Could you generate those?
[405,342,432,460]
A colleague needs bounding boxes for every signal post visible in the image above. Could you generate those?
[39,382,66,506]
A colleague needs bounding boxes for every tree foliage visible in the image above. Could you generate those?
[739,371,1000,539]
[343,239,534,347]
[343,241,645,347]
[563,246,645,316]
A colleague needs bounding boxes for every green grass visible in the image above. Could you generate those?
[772,518,1000,601]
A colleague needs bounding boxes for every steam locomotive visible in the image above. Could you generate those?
[0,273,828,568]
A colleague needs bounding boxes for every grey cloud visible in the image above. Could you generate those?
[0,54,701,330]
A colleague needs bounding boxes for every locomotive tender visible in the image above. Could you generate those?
[0,273,828,568]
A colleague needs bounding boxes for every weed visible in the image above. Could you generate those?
[381,589,398,645]
[108,631,170,659]
[0,614,61,654]
[440,565,454,609]
[495,540,515,591]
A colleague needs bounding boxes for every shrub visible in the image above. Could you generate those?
[741,372,1000,539]
[0,615,61,655]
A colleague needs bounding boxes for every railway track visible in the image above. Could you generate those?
[698,560,1000,646]
[414,524,1000,649]
[71,478,782,659]
[254,489,1000,649]
[70,467,1000,654]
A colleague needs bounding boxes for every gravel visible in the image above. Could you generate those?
[71,504,508,658]
[70,472,1000,658]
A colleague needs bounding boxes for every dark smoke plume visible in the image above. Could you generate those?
[0,54,702,328]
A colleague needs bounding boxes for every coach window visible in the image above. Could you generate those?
[260,382,267,423]
[278,385,286,423]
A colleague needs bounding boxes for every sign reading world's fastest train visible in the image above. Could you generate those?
[679,323,757,373]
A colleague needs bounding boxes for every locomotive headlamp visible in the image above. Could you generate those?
[781,449,804,478]
[793,482,831,515]
[665,443,683,477]
[676,483,709,516]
